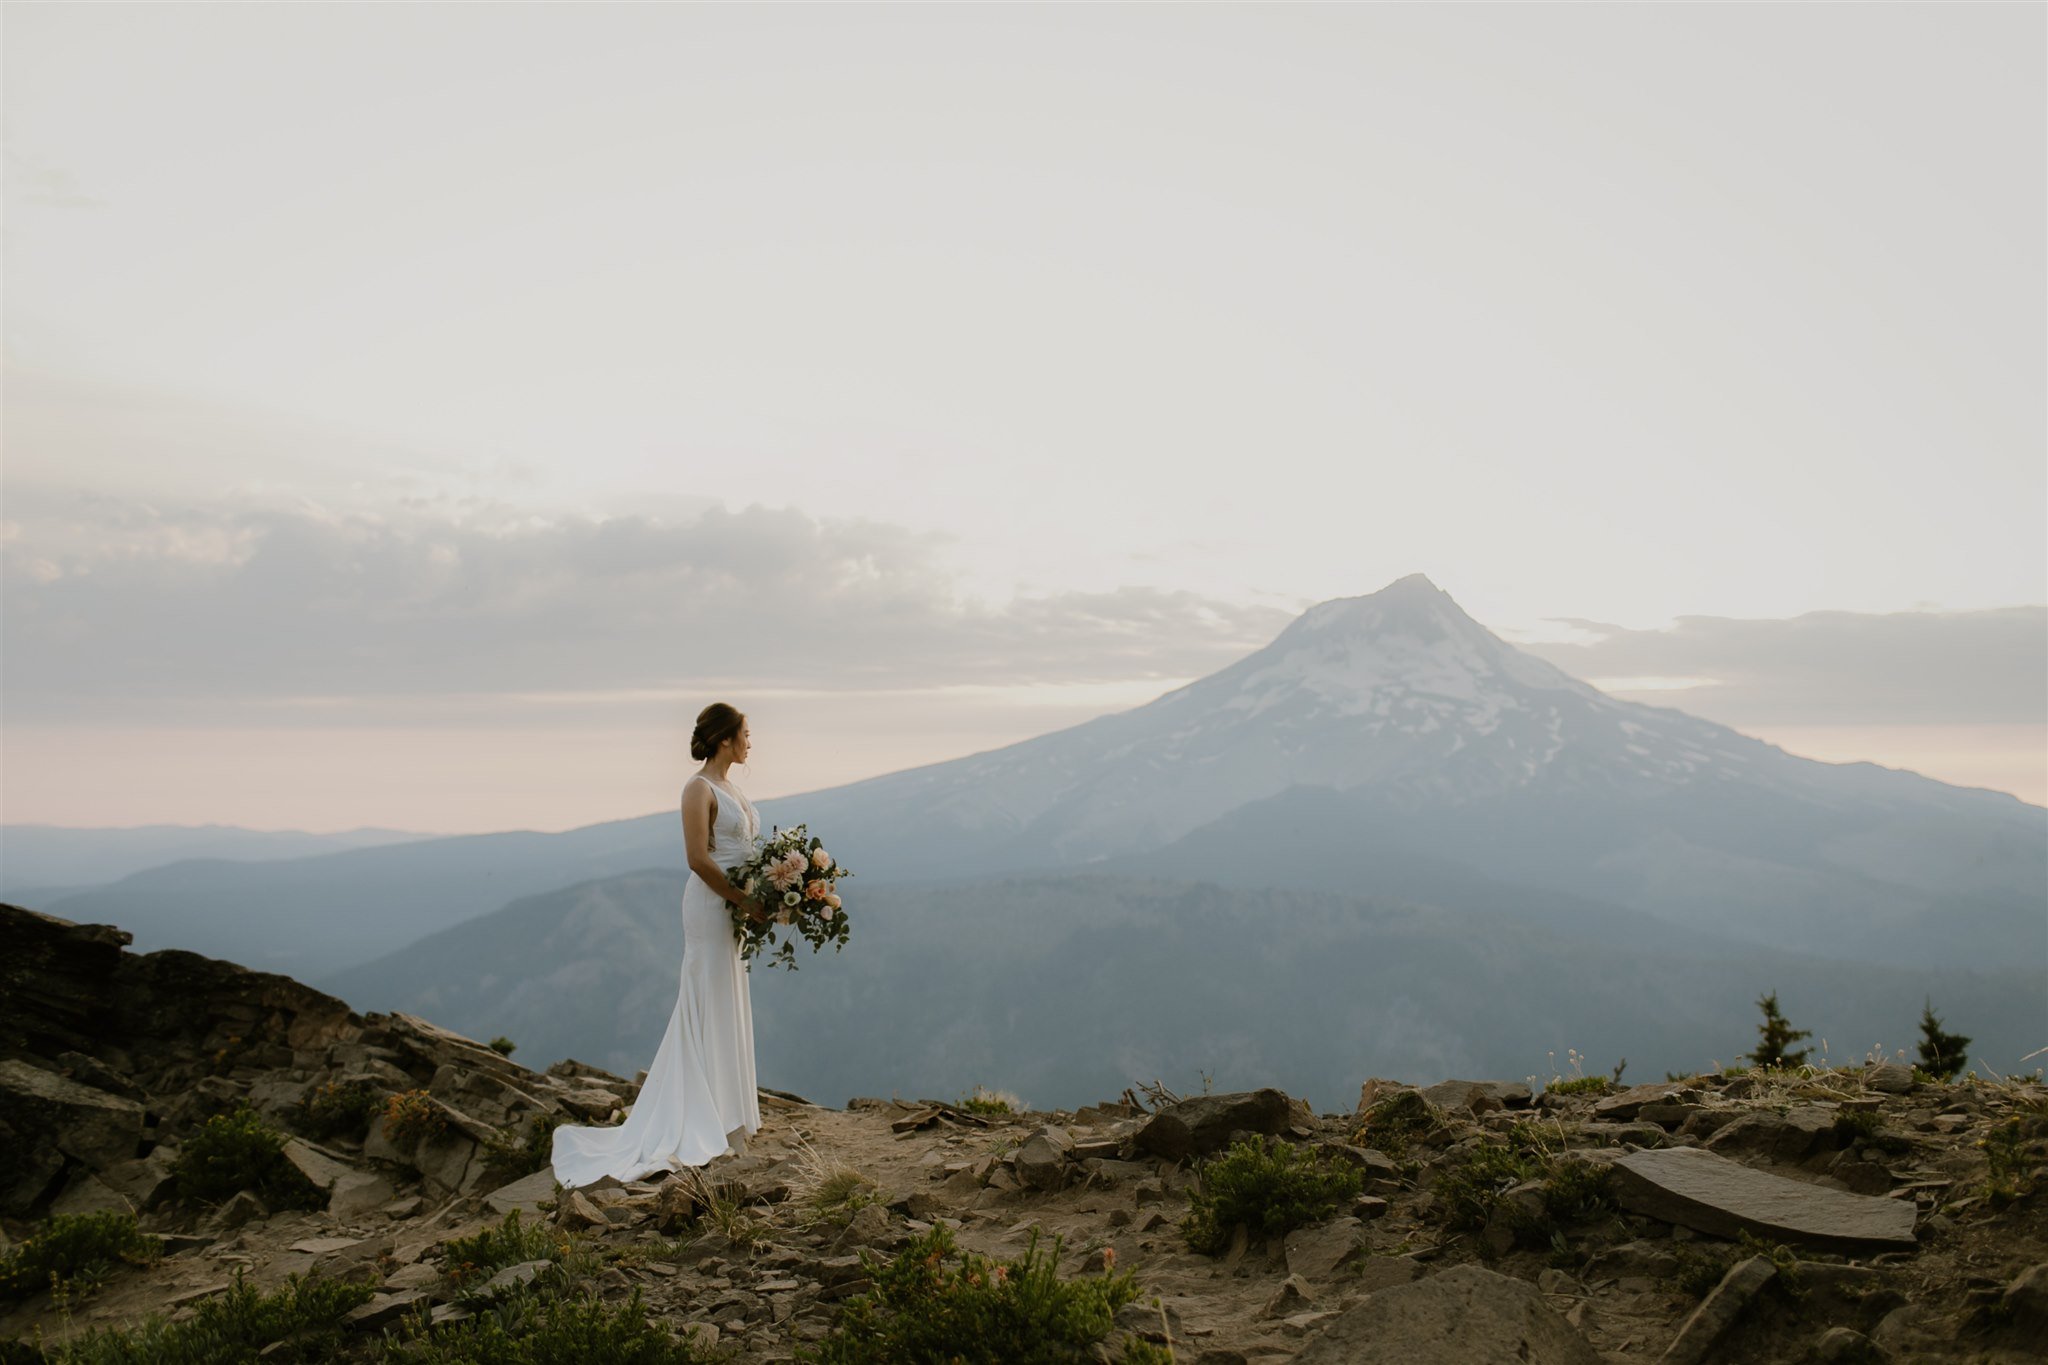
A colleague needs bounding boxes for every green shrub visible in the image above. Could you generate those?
[1981,1100,2048,1206]
[1351,1089,1439,1158]
[488,1037,518,1057]
[1432,1142,1539,1232]
[1538,1156,1616,1225]
[803,1222,1144,1365]
[0,1211,161,1301]
[287,1079,382,1142]
[1182,1134,1363,1255]
[958,1086,1021,1117]
[42,1271,373,1364]
[1429,1143,1616,1251]
[477,1113,567,1188]
[172,1106,324,1210]
[381,1285,709,1364]
[384,1090,453,1147]
[442,1210,570,1290]
[1546,1075,1610,1097]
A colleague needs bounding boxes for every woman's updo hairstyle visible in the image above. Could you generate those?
[690,703,745,761]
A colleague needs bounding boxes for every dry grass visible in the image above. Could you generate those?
[785,1137,885,1227]
[668,1168,774,1248]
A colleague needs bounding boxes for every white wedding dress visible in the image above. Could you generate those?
[550,773,763,1186]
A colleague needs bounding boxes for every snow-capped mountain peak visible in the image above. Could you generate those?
[1206,574,1598,721]
[794,573,1990,867]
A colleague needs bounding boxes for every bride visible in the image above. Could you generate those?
[550,702,768,1186]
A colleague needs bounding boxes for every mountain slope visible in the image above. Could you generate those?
[321,869,2048,1109]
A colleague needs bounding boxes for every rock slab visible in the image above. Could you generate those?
[1292,1263,1603,1365]
[1661,1255,1776,1364]
[1611,1146,1917,1253]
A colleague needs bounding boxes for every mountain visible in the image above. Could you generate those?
[0,822,435,900]
[37,573,2044,976]
[322,869,2048,1110]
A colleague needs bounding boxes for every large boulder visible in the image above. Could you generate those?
[1013,1127,1074,1190]
[1420,1080,1530,1114]
[0,1058,145,1210]
[1591,1081,1700,1121]
[1133,1090,1305,1160]
[1292,1264,1602,1364]
[1283,1217,1369,1282]
[1702,1106,1839,1163]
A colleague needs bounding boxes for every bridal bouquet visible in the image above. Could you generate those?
[723,823,852,970]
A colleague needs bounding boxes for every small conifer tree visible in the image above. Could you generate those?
[1915,997,1971,1081]
[1748,991,1811,1069]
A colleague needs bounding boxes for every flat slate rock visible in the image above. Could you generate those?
[1611,1147,1916,1253]
[1292,1263,1602,1365]
[484,1167,562,1216]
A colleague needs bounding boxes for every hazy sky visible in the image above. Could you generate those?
[4,4,2043,830]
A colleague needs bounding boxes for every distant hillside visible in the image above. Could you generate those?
[0,822,434,900]
[322,871,2047,1111]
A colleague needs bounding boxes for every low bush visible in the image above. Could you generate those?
[803,1222,1144,1365]
[1432,1143,1538,1232]
[957,1086,1022,1117]
[442,1210,570,1291]
[1981,1099,2048,1206]
[382,1285,710,1364]
[1182,1134,1362,1255]
[1545,1075,1610,1097]
[287,1079,382,1142]
[477,1113,567,1188]
[40,1271,373,1364]
[0,1211,161,1301]
[1429,1141,1617,1254]
[383,1090,453,1147]
[172,1107,324,1211]
[1351,1089,1440,1159]
[488,1037,518,1057]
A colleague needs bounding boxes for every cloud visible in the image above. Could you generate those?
[0,497,1293,722]
[6,493,2040,734]
[1518,609,2047,725]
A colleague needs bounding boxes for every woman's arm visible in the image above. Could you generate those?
[681,779,761,915]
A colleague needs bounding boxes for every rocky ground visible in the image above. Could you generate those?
[3,902,2045,1363]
